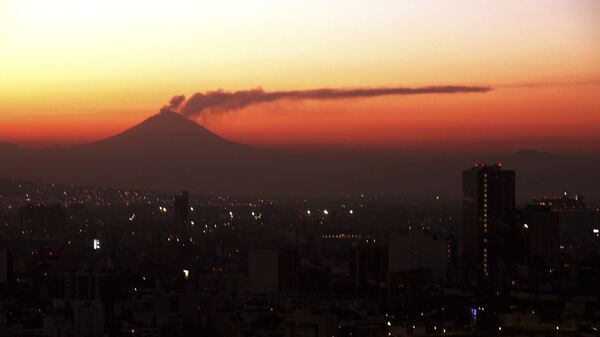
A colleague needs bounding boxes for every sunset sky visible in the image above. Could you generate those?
[1,0,599,152]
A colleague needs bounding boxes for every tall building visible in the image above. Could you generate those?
[51,271,108,301]
[533,192,587,211]
[388,231,448,281]
[463,163,515,284]
[517,205,560,283]
[0,249,12,284]
[447,234,458,267]
[350,242,388,292]
[248,248,300,293]
[73,302,105,337]
[172,191,190,237]
[278,248,301,292]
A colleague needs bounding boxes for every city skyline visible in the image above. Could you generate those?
[1,2,600,336]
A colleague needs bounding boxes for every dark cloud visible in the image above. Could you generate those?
[163,86,491,117]
[160,95,186,113]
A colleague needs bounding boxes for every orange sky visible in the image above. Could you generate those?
[1,0,599,152]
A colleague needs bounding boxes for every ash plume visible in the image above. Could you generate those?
[160,95,186,113]
[163,85,491,117]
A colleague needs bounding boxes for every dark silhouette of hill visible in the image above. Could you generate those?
[498,150,600,202]
[79,110,252,155]
[0,142,23,154]
[0,112,599,202]
[0,111,275,194]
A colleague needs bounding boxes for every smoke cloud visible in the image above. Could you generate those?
[163,86,491,117]
[161,95,186,113]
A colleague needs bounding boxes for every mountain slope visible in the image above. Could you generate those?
[78,110,252,155]
[0,112,599,201]
[0,111,274,194]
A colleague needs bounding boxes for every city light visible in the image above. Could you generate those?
[0,126,596,335]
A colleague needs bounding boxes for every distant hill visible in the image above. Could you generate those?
[77,110,254,155]
[1,111,599,203]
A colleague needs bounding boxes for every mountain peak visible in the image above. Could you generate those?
[141,109,195,127]
[124,110,210,136]
[80,110,246,153]
[158,109,185,118]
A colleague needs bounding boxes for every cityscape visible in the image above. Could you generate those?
[1,162,599,336]
[1,1,600,336]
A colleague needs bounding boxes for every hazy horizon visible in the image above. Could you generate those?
[4,109,600,157]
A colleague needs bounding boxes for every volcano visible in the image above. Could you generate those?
[78,110,252,155]
[0,111,279,195]
[1,111,599,200]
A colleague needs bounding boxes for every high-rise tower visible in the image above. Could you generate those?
[463,163,515,283]
[173,191,190,237]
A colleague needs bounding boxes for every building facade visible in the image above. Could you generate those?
[463,163,515,284]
